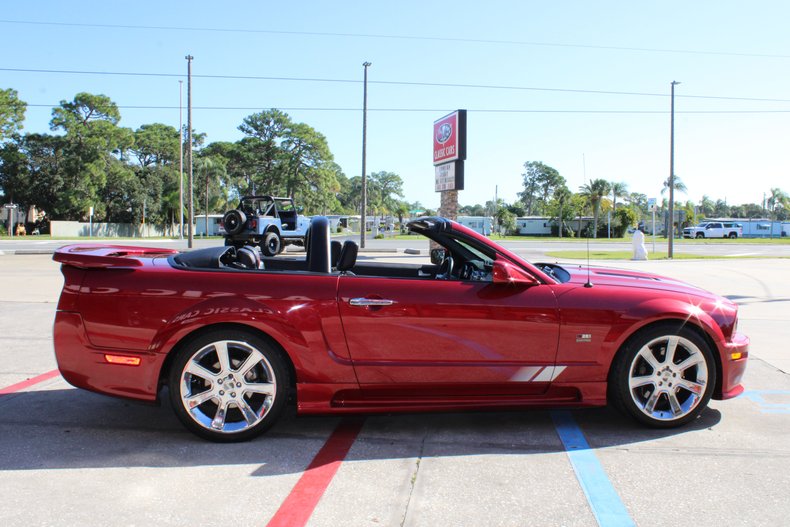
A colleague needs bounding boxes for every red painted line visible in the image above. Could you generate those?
[266,418,364,527]
[0,369,60,395]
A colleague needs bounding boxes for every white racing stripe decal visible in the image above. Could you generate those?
[510,365,566,382]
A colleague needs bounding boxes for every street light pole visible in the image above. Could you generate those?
[178,79,184,240]
[668,80,680,259]
[360,61,371,249]
[186,55,194,248]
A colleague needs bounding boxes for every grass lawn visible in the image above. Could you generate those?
[545,250,790,260]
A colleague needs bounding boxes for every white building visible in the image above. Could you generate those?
[195,214,224,236]
[457,216,494,235]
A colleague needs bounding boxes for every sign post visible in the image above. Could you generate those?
[89,206,94,238]
[4,203,18,237]
[647,198,657,254]
[433,110,467,221]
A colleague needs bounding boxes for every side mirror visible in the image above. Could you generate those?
[492,260,539,286]
[430,248,446,265]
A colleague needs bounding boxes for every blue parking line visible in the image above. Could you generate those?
[739,390,790,414]
[551,411,635,527]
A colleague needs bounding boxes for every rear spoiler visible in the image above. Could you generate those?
[53,244,179,269]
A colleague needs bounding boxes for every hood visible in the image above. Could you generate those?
[564,264,718,299]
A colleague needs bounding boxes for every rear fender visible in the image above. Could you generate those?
[151,295,309,361]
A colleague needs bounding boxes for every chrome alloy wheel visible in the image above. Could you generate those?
[627,335,709,422]
[179,339,277,434]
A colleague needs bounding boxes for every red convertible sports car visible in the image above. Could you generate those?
[53,216,748,442]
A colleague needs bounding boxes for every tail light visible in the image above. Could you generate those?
[249,219,257,229]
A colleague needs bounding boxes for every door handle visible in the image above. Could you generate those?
[349,298,395,307]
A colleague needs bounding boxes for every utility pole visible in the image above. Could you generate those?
[178,79,184,240]
[668,80,680,259]
[186,55,194,248]
[360,61,371,248]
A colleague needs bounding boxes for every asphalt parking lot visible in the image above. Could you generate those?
[1,252,788,527]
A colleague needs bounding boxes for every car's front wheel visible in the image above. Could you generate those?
[609,323,716,428]
[695,232,704,239]
[168,330,289,442]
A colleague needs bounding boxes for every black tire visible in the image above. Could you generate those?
[728,232,737,239]
[695,232,704,239]
[168,329,290,442]
[223,210,247,236]
[261,231,281,257]
[609,323,716,428]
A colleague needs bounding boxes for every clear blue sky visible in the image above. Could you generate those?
[3,1,790,211]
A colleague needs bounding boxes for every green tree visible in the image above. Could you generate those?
[495,207,516,235]
[546,185,573,238]
[132,123,179,167]
[0,88,26,141]
[519,161,563,215]
[767,188,788,220]
[0,138,28,205]
[679,200,697,228]
[662,174,688,197]
[610,181,628,212]
[713,199,729,218]
[194,155,229,219]
[281,122,337,211]
[579,178,611,238]
[49,93,131,219]
[614,207,637,237]
[699,195,715,218]
[237,109,293,192]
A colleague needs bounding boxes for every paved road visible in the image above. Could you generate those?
[1,254,788,526]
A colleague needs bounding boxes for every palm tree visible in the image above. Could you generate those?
[661,174,688,196]
[767,188,788,219]
[661,175,687,238]
[579,178,611,238]
[194,157,227,236]
[610,181,628,212]
[552,186,572,238]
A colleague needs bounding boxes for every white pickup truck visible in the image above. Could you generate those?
[683,221,743,239]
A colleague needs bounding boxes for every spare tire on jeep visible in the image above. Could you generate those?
[223,209,246,235]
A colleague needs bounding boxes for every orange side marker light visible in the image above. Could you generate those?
[104,354,142,366]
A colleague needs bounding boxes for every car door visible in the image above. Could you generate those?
[336,273,560,394]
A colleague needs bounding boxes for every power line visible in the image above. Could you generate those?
[4,67,790,103]
[1,18,788,59]
[22,103,790,114]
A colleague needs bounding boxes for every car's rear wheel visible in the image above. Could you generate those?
[168,330,289,442]
[728,232,738,239]
[610,323,716,428]
[261,231,281,257]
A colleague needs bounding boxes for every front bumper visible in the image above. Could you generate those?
[716,331,749,400]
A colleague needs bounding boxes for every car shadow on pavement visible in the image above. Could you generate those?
[0,386,721,475]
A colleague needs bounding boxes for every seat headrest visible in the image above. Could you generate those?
[237,246,262,269]
[337,240,358,272]
[331,240,342,268]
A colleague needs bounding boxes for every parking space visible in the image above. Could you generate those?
[1,254,789,526]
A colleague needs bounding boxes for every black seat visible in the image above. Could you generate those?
[236,246,263,269]
[330,240,342,269]
[306,216,331,273]
[337,240,358,274]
